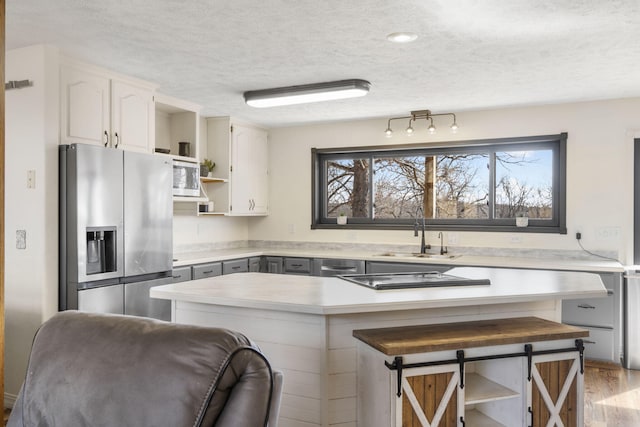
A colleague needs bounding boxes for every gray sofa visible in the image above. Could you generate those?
[8,311,282,426]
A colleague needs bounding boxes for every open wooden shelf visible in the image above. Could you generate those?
[465,409,506,427]
[465,373,520,404]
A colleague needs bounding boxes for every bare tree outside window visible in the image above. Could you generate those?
[326,158,370,218]
[314,133,565,232]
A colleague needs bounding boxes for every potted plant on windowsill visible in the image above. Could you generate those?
[200,159,216,177]
[337,212,347,225]
[516,212,528,227]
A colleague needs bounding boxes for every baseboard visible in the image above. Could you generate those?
[4,392,17,408]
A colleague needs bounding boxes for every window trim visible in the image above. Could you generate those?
[311,133,567,234]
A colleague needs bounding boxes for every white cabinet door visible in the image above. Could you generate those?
[111,80,154,153]
[230,124,268,215]
[60,65,110,146]
[248,128,269,214]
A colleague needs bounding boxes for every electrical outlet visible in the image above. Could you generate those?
[448,233,459,245]
[16,230,26,249]
[27,170,36,189]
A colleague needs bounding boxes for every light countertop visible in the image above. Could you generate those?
[151,267,607,315]
[172,247,624,273]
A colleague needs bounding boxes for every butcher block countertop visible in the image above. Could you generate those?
[151,266,607,315]
[352,316,589,355]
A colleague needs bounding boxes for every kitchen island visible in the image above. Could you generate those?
[151,267,606,427]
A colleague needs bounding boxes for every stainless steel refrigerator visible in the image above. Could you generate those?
[59,143,173,321]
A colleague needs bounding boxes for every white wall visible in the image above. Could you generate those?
[173,212,248,249]
[249,98,638,263]
[4,45,60,401]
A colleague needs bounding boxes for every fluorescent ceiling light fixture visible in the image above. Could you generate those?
[244,79,371,108]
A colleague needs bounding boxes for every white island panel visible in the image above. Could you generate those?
[152,268,606,427]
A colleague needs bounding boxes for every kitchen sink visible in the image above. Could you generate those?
[376,252,460,260]
[338,271,490,290]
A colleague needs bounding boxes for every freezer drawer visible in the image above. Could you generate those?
[78,284,124,315]
[192,262,222,279]
[562,291,614,328]
[124,277,172,321]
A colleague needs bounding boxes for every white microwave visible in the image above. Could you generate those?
[172,159,201,197]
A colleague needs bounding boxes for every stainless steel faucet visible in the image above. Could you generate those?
[414,207,431,254]
[438,232,448,255]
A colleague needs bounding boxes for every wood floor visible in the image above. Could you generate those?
[1,361,639,426]
[584,361,640,427]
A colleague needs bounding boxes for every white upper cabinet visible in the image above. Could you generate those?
[110,80,155,152]
[206,117,269,216]
[60,61,156,152]
[231,124,268,215]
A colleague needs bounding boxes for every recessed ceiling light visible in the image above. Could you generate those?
[386,32,418,43]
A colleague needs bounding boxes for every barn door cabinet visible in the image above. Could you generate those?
[60,58,156,153]
[206,117,269,216]
[353,317,587,427]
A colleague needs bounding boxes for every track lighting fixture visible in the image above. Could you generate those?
[384,109,459,137]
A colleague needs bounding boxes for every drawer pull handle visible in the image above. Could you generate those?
[172,275,182,279]
[607,289,614,296]
[203,270,213,274]
[577,303,596,309]
[291,264,303,268]
[232,266,241,270]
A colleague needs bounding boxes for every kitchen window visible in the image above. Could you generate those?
[312,133,567,233]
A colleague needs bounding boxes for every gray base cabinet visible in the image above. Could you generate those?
[172,266,192,283]
[283,257,313,275]
[249,257,262,272]
[223,258,249,275]
[264,257,283,274]
[192,262,222,279]
[561,272,622,363]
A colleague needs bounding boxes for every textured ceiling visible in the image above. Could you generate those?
[7,0,640,127]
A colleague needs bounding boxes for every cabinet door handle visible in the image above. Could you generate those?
[103,130,109,147]
[114,132,119,148]
[528,406,533,427]
[577,303,596,309]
